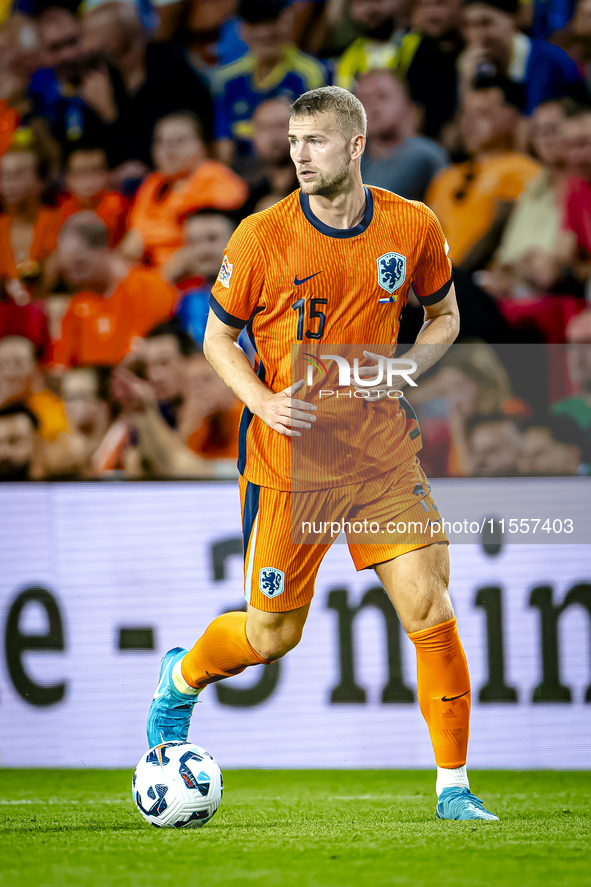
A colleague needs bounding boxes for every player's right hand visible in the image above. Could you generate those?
[256,380,317,437]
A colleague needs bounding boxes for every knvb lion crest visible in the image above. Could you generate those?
[259,567,285,598]
[377,252,406,301]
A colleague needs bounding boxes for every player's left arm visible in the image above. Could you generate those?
[356,209,459,394]
[357,285,458,396]
[396,207,459,383]
[397,281,459,380]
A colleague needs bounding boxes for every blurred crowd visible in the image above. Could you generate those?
[406,340,591,477]
[1,0,591,479]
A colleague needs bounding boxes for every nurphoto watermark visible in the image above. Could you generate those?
[304,354,417,398]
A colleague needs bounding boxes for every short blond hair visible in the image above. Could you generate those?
[290,86,367,141]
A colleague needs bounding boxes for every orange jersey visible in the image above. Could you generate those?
[211,186,452,490]
[0,205,63,281]
[53,266,177,368]
[59,191,129,247]
[426,153,540,265]
[129,160,248,266]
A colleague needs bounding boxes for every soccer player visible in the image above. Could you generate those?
[147,86,499,821]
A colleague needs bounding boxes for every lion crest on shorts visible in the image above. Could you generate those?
[259,567,285,598]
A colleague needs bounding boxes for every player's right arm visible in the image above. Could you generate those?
[203,221,316,438]
[203,313,315,437]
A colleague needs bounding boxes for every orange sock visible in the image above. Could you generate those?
[408,617,471,769]
[181,611,269,691]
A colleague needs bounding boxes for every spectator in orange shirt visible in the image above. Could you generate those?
[121,111,248,267]
[397,75,539,343]
[0,136,63,302]
[426,76,540,270]
[59,148,128,247]
[54,212,177,368]
[0,334,68,439]
[0,334,86,476]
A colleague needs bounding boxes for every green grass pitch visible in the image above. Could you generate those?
[1,770,590,887]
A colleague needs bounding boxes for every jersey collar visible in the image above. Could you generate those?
[299,186,373,238]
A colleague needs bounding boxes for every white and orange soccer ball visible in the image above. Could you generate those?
[132,741,223,829]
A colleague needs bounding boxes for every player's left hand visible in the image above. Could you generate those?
[255,379,317,436]
[351,351,404,402]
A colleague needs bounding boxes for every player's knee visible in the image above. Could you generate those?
[247,621,303,662]
[403,550,454,631]
[412,582,454,629]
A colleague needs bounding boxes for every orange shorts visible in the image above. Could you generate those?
[239,456,448,613]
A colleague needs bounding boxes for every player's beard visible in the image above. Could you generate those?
[298,159,351,198]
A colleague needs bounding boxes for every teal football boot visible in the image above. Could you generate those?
[437,787,499,821]
[146,647,199,748]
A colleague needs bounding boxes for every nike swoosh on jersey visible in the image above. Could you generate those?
[294,271,323,285]
[441,690,470,702]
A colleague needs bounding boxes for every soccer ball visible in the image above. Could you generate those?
[132,741,223,829]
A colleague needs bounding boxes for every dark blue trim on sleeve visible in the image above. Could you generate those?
[415,274,453,307]
[300,187,373,238]
[237,356,265,476]
[209,293,249,329]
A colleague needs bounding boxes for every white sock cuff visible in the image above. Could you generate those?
[172,660,200,696]
[436,765,469,797]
